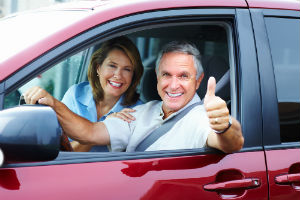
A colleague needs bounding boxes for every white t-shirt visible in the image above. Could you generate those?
[103,94,211,152]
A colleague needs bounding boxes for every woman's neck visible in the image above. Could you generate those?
[96,96,121,120]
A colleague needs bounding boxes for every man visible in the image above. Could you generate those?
[24,41,244,153]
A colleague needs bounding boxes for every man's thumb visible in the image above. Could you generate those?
[206,76,216,97]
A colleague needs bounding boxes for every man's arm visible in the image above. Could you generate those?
[204,77,244,153]
[206,117,244,153]
[24,86,110,146]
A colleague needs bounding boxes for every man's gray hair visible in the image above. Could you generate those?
[155,41,203,79]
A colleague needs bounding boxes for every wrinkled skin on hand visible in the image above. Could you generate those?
[23,86,55,106]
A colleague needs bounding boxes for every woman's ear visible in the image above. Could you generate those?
[96,64,101,76]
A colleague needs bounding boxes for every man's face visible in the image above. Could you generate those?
[157,52,203,117]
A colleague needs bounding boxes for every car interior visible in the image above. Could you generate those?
[4,22,234,153]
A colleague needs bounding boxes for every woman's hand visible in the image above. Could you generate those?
[23,86,55,107]
[107,108,136,123]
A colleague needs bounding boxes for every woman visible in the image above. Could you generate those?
[24,36,144,152]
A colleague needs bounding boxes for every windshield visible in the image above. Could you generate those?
[0,10,90,63]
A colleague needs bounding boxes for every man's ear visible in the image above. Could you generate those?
[196,73,204,90]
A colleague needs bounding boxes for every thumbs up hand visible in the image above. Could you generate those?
[204,77,230,133]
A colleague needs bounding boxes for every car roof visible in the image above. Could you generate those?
[247,0,300,10]
[0,0,298,81]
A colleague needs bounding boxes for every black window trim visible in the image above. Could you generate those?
[2,146,264,168]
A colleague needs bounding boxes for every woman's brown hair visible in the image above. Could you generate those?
[88,36,144,106]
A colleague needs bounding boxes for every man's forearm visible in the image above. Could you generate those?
[52,99,110,146]
[208,118,244,153]
[219,118,244,152]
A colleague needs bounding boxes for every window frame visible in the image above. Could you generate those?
[250,8,300,149]
[1,8,262,167]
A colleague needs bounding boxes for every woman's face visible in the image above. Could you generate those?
[97,48,134,100]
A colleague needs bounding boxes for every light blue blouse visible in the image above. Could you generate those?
[61,81,143,152]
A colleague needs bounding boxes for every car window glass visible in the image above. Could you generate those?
[265,17,300,143]
[4,50,88,108]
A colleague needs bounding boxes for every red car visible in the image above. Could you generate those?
[0,0,299,199]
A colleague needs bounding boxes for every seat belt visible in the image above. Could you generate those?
[135,102,201,151]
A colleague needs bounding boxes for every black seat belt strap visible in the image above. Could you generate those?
[135,102,201,151]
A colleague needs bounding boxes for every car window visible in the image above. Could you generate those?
[265,17,300,143]
[5,23,232,109]
[3,22,233,151]
[4,49,88,108]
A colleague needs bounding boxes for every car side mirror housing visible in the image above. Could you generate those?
[0,105,61,164]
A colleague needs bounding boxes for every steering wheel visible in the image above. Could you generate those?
[60,132,74,152]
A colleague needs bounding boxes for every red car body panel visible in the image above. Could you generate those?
[0,1,299,199]
[0,152,268,200]
[265,149,300,199]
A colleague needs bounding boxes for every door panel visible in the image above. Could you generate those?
[265,149,300,199]
[0,151,267,200]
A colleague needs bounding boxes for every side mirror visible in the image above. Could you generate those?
[0,105,61,164]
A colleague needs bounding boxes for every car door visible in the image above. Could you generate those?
[250,8,300,199]
[0,5,268,200]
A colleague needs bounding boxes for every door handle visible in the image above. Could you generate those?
[203,178,260,191]
[275,173,300,184]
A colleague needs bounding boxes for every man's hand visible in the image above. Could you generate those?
[204,77,230,133]
[23,86,55,107]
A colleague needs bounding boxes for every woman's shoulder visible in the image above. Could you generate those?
[74,81,91,91]
[66,82,91,94]
[62,82,92,101]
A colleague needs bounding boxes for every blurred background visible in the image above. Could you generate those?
[0,0,81,18]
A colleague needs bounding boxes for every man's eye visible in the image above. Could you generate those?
[181,74,188,78]
[162,73,169,77]
[109,65,116,68]
[179,74,189,79]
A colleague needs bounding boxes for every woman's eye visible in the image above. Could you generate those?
[124,68,132,72]
[109,65,116,68]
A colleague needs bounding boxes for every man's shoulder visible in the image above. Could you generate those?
[131,100,162,118]
[133,100,161,110]
[184,104,206,118]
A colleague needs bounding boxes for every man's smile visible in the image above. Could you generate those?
[166,92,184,98]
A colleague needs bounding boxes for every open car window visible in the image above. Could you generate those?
[4,22,232,108]
[3,21,234,153]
